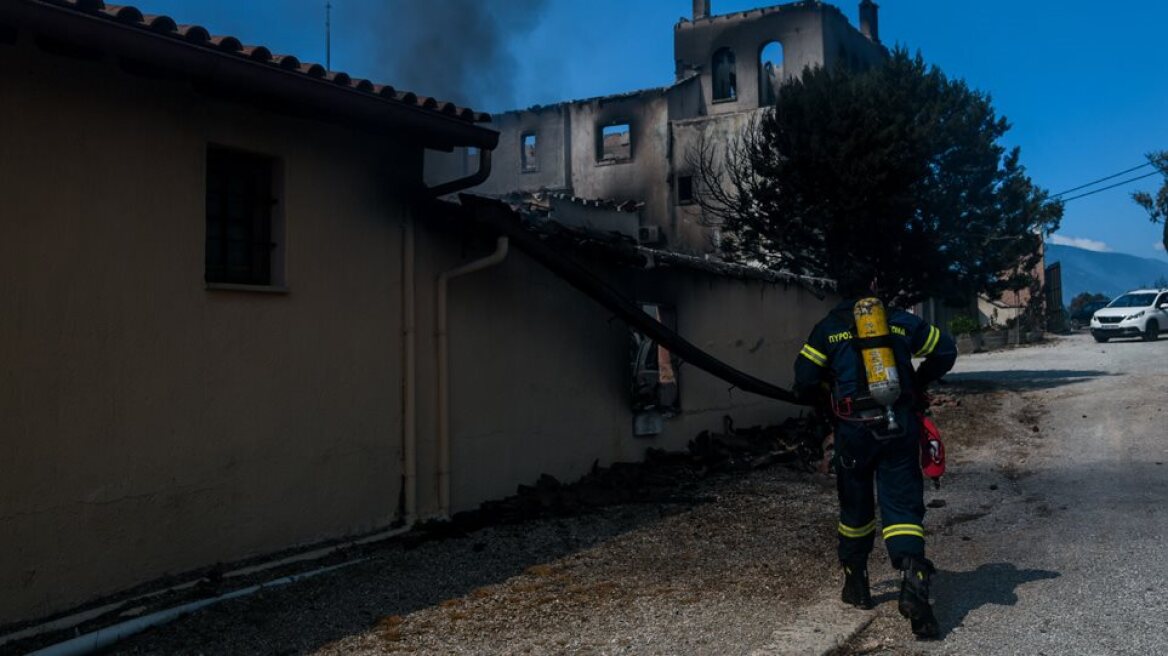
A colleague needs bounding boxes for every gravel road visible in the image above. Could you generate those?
[845,333,1168,655]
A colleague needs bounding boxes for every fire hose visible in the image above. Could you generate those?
[455,194,811,405]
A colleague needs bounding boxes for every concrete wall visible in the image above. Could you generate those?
[428,78,707,253]
[0,37,413,624]
[444,105,573,196]
[674,3,829,113]
[425,2,885,257]
[632,267,831,438]
[821,7,886,70]
[420,229,833,508]
[670,110,762,252]
[978,297,1023,328]
[978,247,1048,328]
[0,29,832,627]
[565,92,673,244]
[550,198,640,240]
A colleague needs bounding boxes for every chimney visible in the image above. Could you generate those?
[693,0,711,20]
[859,0,880,42]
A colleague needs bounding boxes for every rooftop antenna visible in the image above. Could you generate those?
[325,1,332,71]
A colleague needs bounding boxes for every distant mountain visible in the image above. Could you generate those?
[1047,243,1168,305]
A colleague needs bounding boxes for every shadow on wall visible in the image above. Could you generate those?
[943,370,1116,392]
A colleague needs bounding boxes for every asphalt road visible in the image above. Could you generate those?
[850,333,1168,655]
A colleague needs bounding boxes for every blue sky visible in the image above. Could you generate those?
[138,1,1168,260]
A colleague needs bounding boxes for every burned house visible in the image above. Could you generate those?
[426,0,886,253]
[0,0,833,633]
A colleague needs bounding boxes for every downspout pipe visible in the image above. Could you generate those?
[436,237,509,517]
[403,144,493,521]
[428,149,492,198]
[402,216,417,525]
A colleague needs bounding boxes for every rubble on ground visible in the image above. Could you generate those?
[928,392,962,409]
[413,415,828,541]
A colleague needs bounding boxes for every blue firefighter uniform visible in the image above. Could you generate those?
[794,300,957,569]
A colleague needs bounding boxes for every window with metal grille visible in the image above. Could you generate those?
[204,146,278,286]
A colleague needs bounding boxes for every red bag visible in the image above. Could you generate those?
[919,413,946,483]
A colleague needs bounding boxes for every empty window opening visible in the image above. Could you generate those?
[630,304,680,420]
[711,47,737,102]
[677,175,695,205]
[759,41,784,106]
[521,132,537,171]
[466,146,480,173]
[599,123,632,162]
[205,146,280,286]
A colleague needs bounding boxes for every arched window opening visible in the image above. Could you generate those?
[759,41,784,106]
[711,47,737,102]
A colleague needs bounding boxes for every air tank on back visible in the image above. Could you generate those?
[853,297,902,429]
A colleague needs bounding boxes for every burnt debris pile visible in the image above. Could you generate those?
[430,415,828,535]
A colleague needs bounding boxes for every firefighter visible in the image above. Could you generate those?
[793,271,957,639]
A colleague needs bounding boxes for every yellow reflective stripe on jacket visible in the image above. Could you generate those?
[915,326,941,357]
[882,523,925,540]
[838,520,877,538]
[801,344,827,367]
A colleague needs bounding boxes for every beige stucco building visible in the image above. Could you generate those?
[0,0,830,629]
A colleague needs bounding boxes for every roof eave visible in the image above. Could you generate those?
[2,1,499,151]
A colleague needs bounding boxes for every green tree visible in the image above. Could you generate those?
[1068,292,1109,314]
[1133,152,1168,252]
[692,49,1062,306]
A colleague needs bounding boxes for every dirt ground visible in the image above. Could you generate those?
[323,470,838,655]
[103,442,841,654]
[18,354,1049,655]
[112,378,1024,655]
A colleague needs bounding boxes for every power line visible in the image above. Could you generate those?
[1057,170,1161,204]
[1051,162,1153,198]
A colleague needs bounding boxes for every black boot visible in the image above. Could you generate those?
[898,557,939,638]
[841,563,873,609]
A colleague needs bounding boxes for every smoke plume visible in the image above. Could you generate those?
[372,0,550,111]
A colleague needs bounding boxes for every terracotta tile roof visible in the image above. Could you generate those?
[18,0,492,124]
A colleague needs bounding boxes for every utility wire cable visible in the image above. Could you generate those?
[1051,162,1154,198]
[1057,170,1161,204]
